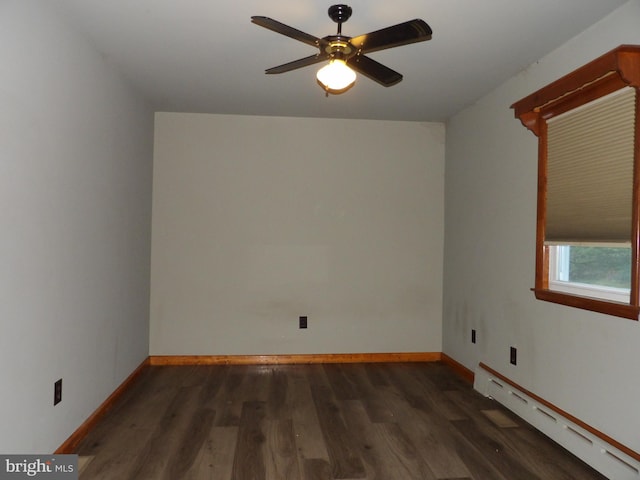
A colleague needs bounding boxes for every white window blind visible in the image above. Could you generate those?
[545,86,637,243]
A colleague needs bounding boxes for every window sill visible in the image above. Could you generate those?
[548,280,630,303]
[532,288,639,320]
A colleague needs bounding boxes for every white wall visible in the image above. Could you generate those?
[443,0,640,453]
[151,113,444,355]
[0,1,153,453]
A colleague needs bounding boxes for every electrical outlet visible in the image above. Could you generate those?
[510,346,517,365]
[54,379,62,406]
[471,329,476,344]
[299,316,307,329]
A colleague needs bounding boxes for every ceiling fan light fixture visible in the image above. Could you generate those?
[252,5,433,93]
[316,58,356,94]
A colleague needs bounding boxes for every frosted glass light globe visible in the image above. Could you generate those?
[317,59,356,93]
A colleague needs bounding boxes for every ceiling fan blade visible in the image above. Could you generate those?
[348,55,403,87]
[349,19,432,54]
[251,16,321,48]
[265,54,327,74]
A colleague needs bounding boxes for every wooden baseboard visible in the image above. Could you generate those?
[441,353,475,383]
[55,357,150,454]
[149,352,442,366]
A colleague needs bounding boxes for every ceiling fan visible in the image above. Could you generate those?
[251,4,433,95]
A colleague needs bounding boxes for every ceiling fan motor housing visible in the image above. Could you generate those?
[324,37,353,60]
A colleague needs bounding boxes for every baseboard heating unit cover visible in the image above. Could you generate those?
[474,363,639,480]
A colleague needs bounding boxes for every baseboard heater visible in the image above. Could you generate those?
[474,362,640,480]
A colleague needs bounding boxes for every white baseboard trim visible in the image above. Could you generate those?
[474,363,640,480]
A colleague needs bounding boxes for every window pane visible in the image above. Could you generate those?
[566,246,631,289]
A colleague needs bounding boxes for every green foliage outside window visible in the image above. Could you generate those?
[568,246,631,289]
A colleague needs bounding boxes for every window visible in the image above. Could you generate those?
[548,245,631,303]
[512,45,640,320]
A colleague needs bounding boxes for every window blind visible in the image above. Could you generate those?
[545,86,637,243]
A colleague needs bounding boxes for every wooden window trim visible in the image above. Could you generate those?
[512,45,640,321]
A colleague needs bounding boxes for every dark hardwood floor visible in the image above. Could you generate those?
[76,362,607,479]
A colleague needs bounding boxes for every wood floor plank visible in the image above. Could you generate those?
[266,367,289,420]
[243,365,273,402]
[286,366,330,462]
[126,386,205,479]
[341,399,437,480]
[77,366,184,451]
[263,418,302,480]
[333,364,397,424]
[399,363,470,420]
[443,384,504,417]
[309,383,366,479]
[180,426,238,480]
[449,429,511,480]
[356,379,397,424]
[78,428,153,480]
[322,364,360,401]
[373,422,437,479]
[379,386,472,479]
[336,400,377,479]
[363,362,391,387]
[76,362,610,480]
[445,389,607,479]
[420,362,471,391]
[77,368,191,478]
[510,423,609,480]
[197,365,230,407]
[214,367,249,427]
[165,407,216,479]
[302,459,332,480]
[451,418,540,480]
[172,364,213,387]
[231,401,267,480]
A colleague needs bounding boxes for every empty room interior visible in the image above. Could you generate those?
[2,0,640,478]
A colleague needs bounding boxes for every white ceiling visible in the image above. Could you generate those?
[49,0,628,121]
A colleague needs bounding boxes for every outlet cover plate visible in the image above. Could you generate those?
[54,379,62,405]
